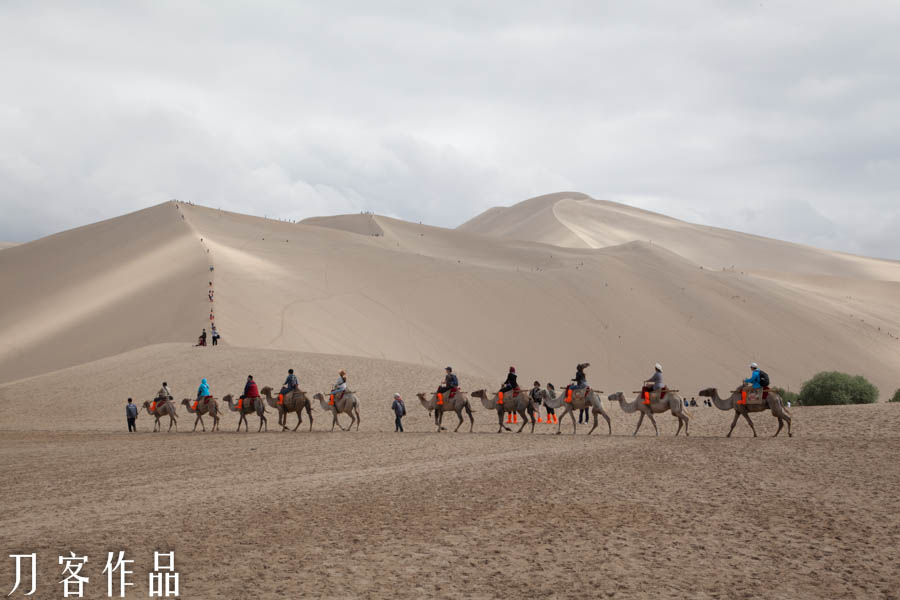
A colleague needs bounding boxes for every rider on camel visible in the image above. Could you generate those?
[642,363,664,405]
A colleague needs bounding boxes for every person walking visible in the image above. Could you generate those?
[391,393,406,432]
[126,398,138,432]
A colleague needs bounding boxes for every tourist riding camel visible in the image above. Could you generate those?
[472,388,536,433]
[314,390,360,431]
[222,393,268,432]
[608,386,690,436]
[331,369,348,399]
[279,368,299,401]
[435,366,459,407]
[543,382,611,435]
[196,378,211,402]
[642,363,664,405]
[417,390,474,432]
[698,385,792,437]
[142,398,178,432]
[740,363,769,405]
[261,385,314,432]
[157,382,173,404]
[180,396,220,432]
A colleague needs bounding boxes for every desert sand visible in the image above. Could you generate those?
[2,193,900,598]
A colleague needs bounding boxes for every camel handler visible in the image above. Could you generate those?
[642,363,664,405]
[436,366,458,406]
[279,368,299,402]
[530,380,551,423]
[740,362,767,405]
[329,369,348,405]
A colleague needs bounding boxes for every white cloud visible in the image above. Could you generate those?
[0,1,898,258]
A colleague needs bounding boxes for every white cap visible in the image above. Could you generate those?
[393,393,401,399]
[655,363,663,372]
[750,362,758,369]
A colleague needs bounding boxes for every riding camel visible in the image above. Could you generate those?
[542,383,611,435]
[607,389,689,436]
[471,389,535,433]
[261,386,313,432]
[180,397,221,432]
[141,399,178,432]
[222,394,268,432]
[699,386,792,437]
[313,391,360,431]
[417,391,474,432]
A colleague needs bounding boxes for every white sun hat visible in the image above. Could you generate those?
[750,362,758,369]
[655,363,663,372]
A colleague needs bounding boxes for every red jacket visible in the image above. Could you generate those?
[245,381,260,398]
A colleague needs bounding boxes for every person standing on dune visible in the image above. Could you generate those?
[391,393,406,432]
[126,398,138,432]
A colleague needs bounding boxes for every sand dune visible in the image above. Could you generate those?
[1,196,899,401]
[0,242,17,250]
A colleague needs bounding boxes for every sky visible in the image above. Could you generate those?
[1,1,898,258]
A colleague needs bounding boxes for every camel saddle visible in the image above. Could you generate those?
[565,386,590,403]
[745,387,770,405]
[643,387,668,401]
[329,390,351,405]
[497,387,520,405]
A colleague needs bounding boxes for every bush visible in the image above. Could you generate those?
[772,386,800,406]
[890,389,900,403]
[798,372,878,406]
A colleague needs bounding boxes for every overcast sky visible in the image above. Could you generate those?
[1,1,898,257]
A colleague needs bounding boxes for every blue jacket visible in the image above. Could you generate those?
[744,370,761,389]
[197,378,210,397]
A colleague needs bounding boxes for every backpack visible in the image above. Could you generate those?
[758,370,770,387]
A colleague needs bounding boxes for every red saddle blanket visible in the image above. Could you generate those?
[565,387,591,403]
[436,388,458,405]
[642,387,668,400]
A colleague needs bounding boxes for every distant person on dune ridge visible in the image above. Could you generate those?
[391,393,406,432]
[126,398,137,432]
[211,324,219,346]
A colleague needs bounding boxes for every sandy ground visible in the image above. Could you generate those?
[2,402,900,599]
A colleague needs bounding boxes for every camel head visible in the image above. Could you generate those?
[222,394,233,404]
[312,393,324,401]
[698,388,715,397]
[260,386,273,397]
[607,392,625,402]
[416,392,430,406]
[471,389,486,399]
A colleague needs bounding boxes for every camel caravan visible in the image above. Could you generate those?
[131,362,792,437]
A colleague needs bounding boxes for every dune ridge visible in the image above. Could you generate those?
[1,195,898,402]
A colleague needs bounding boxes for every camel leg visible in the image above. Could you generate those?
[727,411,739,437]
[237,414,244,432]
[785,414,792,437]
[293,411,302,432]
[466,403,474,432]
[647,412,659,436]
[435,409,442,433]
[355,406,360,431]
[516,408,527,433]
[497,408,504,433]
[192,414,199,432]
[307,406,314,432]
[555,405,570,435]
[588,411,598,435]
[741,413,757,437]
[198,414,206,432]
[603,410,612,435]
[675,416,683,437]
[569,407,577,435]
[454,409,463,433]
[774,416,784,437]
[528,407,536,434]
[633,412,644,436]
[168,415,175,432]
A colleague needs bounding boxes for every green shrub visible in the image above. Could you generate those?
[890,389,900,403]
[772,386,800,406]
[798,372,878,406]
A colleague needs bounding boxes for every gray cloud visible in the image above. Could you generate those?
[1,1,898,258]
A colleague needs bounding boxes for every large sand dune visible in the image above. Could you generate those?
[1,195,899,400]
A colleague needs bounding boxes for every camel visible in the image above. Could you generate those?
[542,383,611,435]
[141,399,177,432]
[607,389,689,436]
[699,386,792,437]
[222,394,268,432]
[470,389,535,433]
[417,391,475,433]
[261,386,313,432]
[180,397,221,432]
[313,391,360,431]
